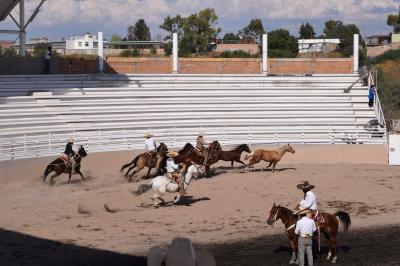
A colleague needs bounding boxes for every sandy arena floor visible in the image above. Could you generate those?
[0,144,399,265]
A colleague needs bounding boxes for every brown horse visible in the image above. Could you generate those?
[42,145,88,184]
[120,143,168,182]
[172,141,222,176]
[218,144,251,168]
[245,144,295,172]
[267,203,351,264]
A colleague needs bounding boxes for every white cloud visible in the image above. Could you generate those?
[5,0,398,35]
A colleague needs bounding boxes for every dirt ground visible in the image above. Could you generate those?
[0,144,399,266]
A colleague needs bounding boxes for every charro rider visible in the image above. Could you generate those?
[294,181,317,215]
[165,151,186,196]
[63,137,76,171]
[195,132,208,164]
[144,133,161,170]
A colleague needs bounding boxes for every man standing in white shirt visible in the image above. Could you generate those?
[295,181,317,212]
[295,209,317,266]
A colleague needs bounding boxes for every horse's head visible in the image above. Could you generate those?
[242,144,252,153]
[78,145,88,157]
[267,203,281,226]
[180,143,194,154]
[285,144,295,154]
[157,142,168,154]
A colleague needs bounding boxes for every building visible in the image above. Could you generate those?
[214,39,260,54]
[366,33,400,57]
[30,37,49,44]
[298,39,340,53]
[66,33,98,50]
[0,40,14,49]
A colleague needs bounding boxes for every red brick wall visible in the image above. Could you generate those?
[105,57,171,74]
[179,58,260,74]
[269,58,353,74]
[53,57,353,75]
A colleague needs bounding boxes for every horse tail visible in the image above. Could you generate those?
[42,164,54,181]
[135,182,153,196]
[334,211,351,232]
[244,151,254,160]
[120,156,139,173]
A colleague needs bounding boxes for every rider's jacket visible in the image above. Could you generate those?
[299,191,317,211]
[64,143,75,156]
[145,138,157,153]
[166,158,179,173]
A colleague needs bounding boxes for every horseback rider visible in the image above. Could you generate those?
[64,137,76,171]
[294,181,317,214]
[144,133,161,169]
[195,132,208,164]
[165,151,187,196]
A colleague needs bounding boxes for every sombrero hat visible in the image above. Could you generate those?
[295,209,313,216]
[68,137,74,143]
[144,133,153,138]
[166,151,178,157]
[296,181,315,190]
[198,131,205,136]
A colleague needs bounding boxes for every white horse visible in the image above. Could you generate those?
[135,164,200,206]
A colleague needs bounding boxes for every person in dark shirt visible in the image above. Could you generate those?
[368,85,375,108]
[64,138,76,170]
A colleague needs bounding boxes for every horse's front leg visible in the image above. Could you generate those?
[272,161,278,173]
[173,194,182,204]
[237,159,246,167]
[76,168,85,180]
[289,239,297,264]
[146,167,152,178]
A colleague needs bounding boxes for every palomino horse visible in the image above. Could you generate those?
[218,144,251,168]
[245,144,295,172]
[42,145,88,184]
[120,143,168,182]
[267,203,351,264]
[135,164,201,206]
[173,141,222,176]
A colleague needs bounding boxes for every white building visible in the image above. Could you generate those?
[66,33,98,49]
[298,39,340,53]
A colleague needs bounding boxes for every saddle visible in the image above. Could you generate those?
[167,172,182,183]
[314,211,325,224]
[60,154,69,164]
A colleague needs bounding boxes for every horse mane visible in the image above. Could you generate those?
[277,205,294,216]
[232,144,248,151]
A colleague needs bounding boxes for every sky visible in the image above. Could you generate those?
[0,0,398,42]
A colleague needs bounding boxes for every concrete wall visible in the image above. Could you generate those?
[367,43,400,57]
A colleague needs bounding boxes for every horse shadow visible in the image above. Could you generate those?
[243,167,296,173]
[201,169,227,179]
[160,196,210,207]
[56,175,95,186]
[273,244,352,255]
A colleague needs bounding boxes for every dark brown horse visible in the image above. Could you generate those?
[120,143,168,182]
[42,145,88,184]
[171,141,222,176]
[218,144,251,167]
[266,203,351,264]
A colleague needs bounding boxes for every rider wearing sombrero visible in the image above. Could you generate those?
[294,181,317,215]
[144,133,161,169]
[63,137,76,171]
[195,132,208,164]
[165,151,187,196]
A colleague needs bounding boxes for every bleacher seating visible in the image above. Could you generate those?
[0,74,387,160]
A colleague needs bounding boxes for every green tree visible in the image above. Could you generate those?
[110,34,122,42]
[159,15,184,41]
[128,19,151,41]
[181,8,221,55]
[299,22,316,39]
[268,29,298,58]
[33,43,49,57]
[387,6,400,33]
[322,20,363,56]
[222,33,240,41]
[239,19,265,40]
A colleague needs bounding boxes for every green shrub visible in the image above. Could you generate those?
[120,49,141,57]
[220,50,255,58]
[368,49,400,65]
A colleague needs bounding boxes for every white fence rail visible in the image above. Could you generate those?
[0,126,386,161]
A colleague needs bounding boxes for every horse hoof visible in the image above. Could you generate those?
[331,257,337,264]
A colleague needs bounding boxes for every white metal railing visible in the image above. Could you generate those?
[0,126,387,161]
